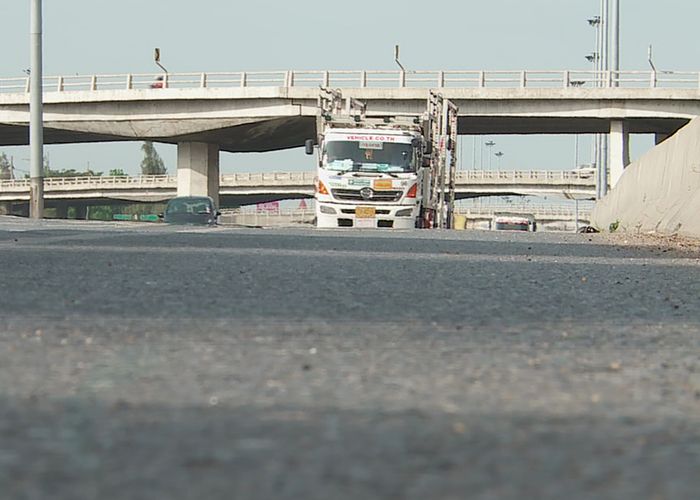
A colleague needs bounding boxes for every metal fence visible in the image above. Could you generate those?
[2,70,699,94]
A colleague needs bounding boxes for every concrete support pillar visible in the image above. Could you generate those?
[608,120,630,189]
[177,142,220,207]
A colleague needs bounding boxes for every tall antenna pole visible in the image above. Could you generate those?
[600,0,610,197]
[30,0,44,219]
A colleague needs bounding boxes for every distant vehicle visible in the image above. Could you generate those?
[492,213,536,232]
[150,76,164,89]
[160,196,220,225]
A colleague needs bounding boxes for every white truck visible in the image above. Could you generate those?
[305,89,458,229]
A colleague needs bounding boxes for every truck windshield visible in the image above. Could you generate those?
[323,141,415,173]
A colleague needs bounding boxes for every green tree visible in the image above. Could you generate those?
[0,153,13,180]
[109,168,127,177]
[140,142,166,175]
[44,167,103,177]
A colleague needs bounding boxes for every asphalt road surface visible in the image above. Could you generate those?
[1,217,699,500]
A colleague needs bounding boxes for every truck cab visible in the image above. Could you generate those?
[313,128,424,229]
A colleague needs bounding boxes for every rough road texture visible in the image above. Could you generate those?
[1,218,699,500]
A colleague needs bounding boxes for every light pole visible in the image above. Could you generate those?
[600,0,611,198]
[472,136,477,170]
[587,14,602,199]
[494,151,504,170]
[485,140,495,169]
[610,0,620,87]
[29,0,44,219]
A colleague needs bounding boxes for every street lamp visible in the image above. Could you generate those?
[29,0,44,219]
[485,140,496,169]
[494,151,504,170]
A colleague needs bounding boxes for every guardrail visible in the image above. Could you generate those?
[456,170,595,183]
[220,171,316,185]
[222,206,589,221]
[0,175,176,189]
[0,170,595,192]
[223,208,316,216]
[458,205,592,218]
[1,70,699,94]
[0,173,310,190]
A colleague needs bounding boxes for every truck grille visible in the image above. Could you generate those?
[331,189,403,202]
[340,209,390,215]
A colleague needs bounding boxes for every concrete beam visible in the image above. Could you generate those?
[177,142,220,206]
[655,132,671,145]
[609,120,630,188]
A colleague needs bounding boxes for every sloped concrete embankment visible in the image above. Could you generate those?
[592,117,700,237]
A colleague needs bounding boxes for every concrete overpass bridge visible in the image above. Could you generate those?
[0,170,596,214]
[2,68,698,201]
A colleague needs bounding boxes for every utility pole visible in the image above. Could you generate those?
[485,140,495,169]
[30,0,44,219]
[601,0,619,197]
[587,15,601,198]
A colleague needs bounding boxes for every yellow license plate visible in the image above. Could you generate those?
[373,179,393,191]
[355,207,376,218]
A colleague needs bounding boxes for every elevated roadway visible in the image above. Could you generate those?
[2,68,697,197]
[0,170,596,211]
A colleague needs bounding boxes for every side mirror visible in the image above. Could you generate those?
[305,139,315,155]
[157,213,164,219]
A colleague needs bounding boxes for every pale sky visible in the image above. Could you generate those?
[1,0,698,176]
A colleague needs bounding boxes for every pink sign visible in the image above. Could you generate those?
[257,201,280,213]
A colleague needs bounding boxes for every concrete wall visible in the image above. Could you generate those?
[591,117,700,237]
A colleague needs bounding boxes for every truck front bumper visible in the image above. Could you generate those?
[316,203,419,229]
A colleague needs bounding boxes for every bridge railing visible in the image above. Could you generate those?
[0,175,177,190]
[220,171,316,186]
[3,70,700,94]
[458,205,592,219]
[0,171,597,193]
[456,170,594,183]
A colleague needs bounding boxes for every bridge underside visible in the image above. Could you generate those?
[0,116,318,153]
[456,117,688,136]
[0,116,688,152]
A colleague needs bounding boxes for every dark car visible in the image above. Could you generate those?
[161,196,220,225]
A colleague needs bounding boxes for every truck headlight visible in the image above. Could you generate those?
[319,206,336,214]
[395,208,414,217]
